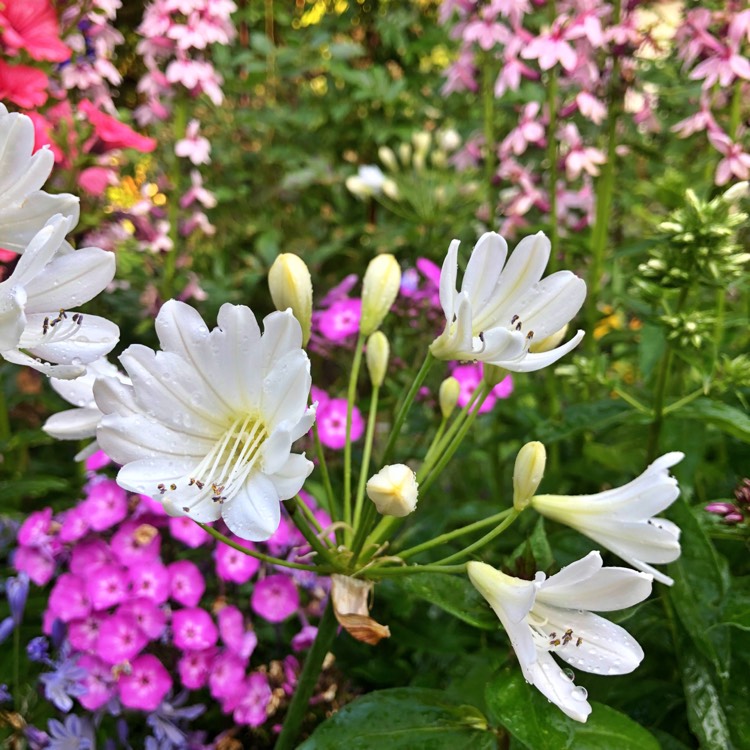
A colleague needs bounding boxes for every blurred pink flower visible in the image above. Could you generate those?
[84,478,129,532]
[13,547,55,586]
[709,130,750,185]
[521,20,578,71]
[111,521,162,565]
[78,166,115,197]
[76,654,114,711]
[0,61,48,108]
[251,575,300,623]
[169,515,212,547]
[79,100,157,153]
[234,672,272,726]
[178,648,214,689]
[175,119,211,164]
[118,597,167,640]
[180,169,217,208]
[218,605,258,659]
[500,102,545,156]
[68,613,104,652]
[118,653,172,711]
[128,560,170,603]
[96,612,149,664]
[451,363,513,414]
[169,560,206,607]
[48,573,90,622]
[316,397,364,450]
[0,0,71,61]
[172,607,219,651]
[317,298,361,341]
[215,536,260,584]
[209,650,247,702]
[86,564,129,611]
[689,38,750,88]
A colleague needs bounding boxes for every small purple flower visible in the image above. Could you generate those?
[251,575,299,623]
[0,617,14,644]
[147,691,205,747]
[27,636,50,663]
[291,625,318,652]
[7,572,29,626]
[47,714,93,750]
[0,683,11,703]
[40,654,87,712]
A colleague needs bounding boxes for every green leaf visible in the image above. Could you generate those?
[675,398,750,442]
[298,688,495,750]
[485,670,660,750]
[0,477,70,504]
[395,573,497,630]
[723,576,750,631]
[535,401,634,443]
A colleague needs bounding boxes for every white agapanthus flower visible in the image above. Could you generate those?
[0,215,119,378]
[43,357,130,459]
[95,300,316,541]
[0,104,79,253]
[468,552,653,722]
[430,231,586,371]
[531,452,683,585]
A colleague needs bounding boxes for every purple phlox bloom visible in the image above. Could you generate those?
[218,604,257,659]
[85,449,111,472]
[233,672,272,726]
[48,573,91,622]
[177,648,215,690]
[129,559,171,603]
[40,651,88,712]
[0,683,11,703]
[208,650,248,705]
[46,714,93,750]
[172,607,219,651]
[68,612,105,652]
[69,538,112,576]
[251,574,300,623]
[119,597,168,640]
[87,563,130,611]
[118,653,173,711]
[7,572,29,626]
[266,515,304,557]
[316,298,362,342]
[95,611,149,664]
[59,506,90,544]
[17,508,54,548]
[147,691,205,748]
[316,397,364,450]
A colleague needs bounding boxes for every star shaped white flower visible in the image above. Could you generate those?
[468,552,653,722]
[0,104,79,253]
[430,231,586,371]
[531,452,683,585]
[0,215,119,378]
[95,300,316,541]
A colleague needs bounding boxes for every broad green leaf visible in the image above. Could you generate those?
[722,576,750,631]
[298,688,496,750]
[535,401,635,443]
[395,573,497,630]
[0,477,69,504]
[485,670,660,750]
[675,398,750,442]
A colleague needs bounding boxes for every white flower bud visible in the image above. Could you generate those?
[513,441,546,511]
[439,377,460,419]
[360,254,401,336]
[398,143,412,167]
[412,131,432,156]
[436,128,461,152]
[382,179,400,200]
[366,464,419,517]
[268,253,313,346]
[366,331,389,387]
[378,146,398,172]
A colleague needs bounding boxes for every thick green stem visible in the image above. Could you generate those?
[433,509,521,565]
[197,522,319,571]
[274,599,337,750]
[361,562,467,578]
[343,333,366,544]
[381,351,434,465]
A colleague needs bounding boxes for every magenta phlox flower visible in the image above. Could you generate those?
[316,298,362,342]
[215,536,260,584]
[111,521,162,565]
[266,516,305,557]
[59,506,91,544]
[96,611,149,664]
[70,539,112,576]
[119,598,168,640]
[709,130,750,185]
[14,547,56,586]
[68,613,105,652]
[251,574,300,623]
[175,119,211,165]
[218,605,258,659]
[118,653,172,711]
[87,564,130,611]
[318,274,359,307]
[169,515,212,548]
[49,574,91,622]
[451,363,513,413]
[172,607,219,651]
[521,19,578,71]
[208,650,247,703]
[76,654,114,711]
[129,560,171,604]
[500,102,545,157]
[169,560,206,607]
[17,508,54,548]
[233,672,272,727]
[291,625,318,652]
[178,647,215,689]
[84,478,129,532]
[180,169,217,209]
[316,396,365,450]
[85,449,112,472]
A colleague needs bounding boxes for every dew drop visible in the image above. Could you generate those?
[571,686,588,701]
[563,668,575,682]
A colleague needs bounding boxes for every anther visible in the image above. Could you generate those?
[526,330,534,340]
[170,484,177,491]
[42,317,50,335]
[157,483,166,494]
[511,314,520,325]
[515,322,523,331]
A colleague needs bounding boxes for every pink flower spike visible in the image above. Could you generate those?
[77,654,115,711]
[172,607,219,651]
[215,536,260,584]
[521,21,578,72]
[118,598,167,640]
[169,515,212,547]
[169,560,206,607]
[96,612,149,665]
[175,119,211,165]
[129,560,170,604]
[86,564,130,611]
[118,654,172,711]
[178,648,215,690]
[84,478,129,532]
[251,575,300,623]
[233,672,272,726]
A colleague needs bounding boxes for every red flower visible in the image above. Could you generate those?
[0,0,70,62]
[0,61,48,108]
[78,100,157,153]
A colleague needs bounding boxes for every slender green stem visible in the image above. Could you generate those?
[545,65,560,273]
[713,287,725,366]
[295,493,325,536]
[612,386,651,414]
[729,79,742,139]
[360,562,467,578]
[361,514,401,555]
[0,369,10,445]
[433,510,521,565]
[162,99,187,302]
[343,332,366,545]
[482,52,497,213]
[381,351,434,465]
[312,420,338,523]
[351,387,380,556]
[287,497,337,564]
[421,415,448,468]
[197,522,319,571]
[274,599,337,750]
[398,509,513,561]
[663,387,705,416]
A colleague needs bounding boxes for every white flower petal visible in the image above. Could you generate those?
[461,232,508,315]
[261,309,303,372]
[0,286,27,350]
[527,651,592,722]
[222,472,281,541]
[23,313,119,365]
[575,518,681,564]
[43,407,102,440]
[438,239,460,323]
[93,377,139,417]
[262,349,311,428]
[492,329,585,372]
[261,427,293,475]
[515,272,587,340]
[267,453,314,500]
[116,456,196,495]
[475,326,526,363]
[0,348,84,378]
[8,215,71,287]
[0,192,79,253]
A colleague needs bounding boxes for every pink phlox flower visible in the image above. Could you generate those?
[18,508,55,548]
[83,478,129,532]
[521,18,578,71]
[451,363,513,414]
[708,130,750,185]
[218,605,258,659]
[111,521,162,565]
[169,560,206,607]
[165,58,224,104]
[175,119,211,165]
[128,560,171,604]
[291,625,318,652]
[0,0,71,61]
[283,655,299,695]
[172,607,219,651]
[689,39,750,89]
[96,611,149,664]
[70,539,112,576]
[500,102,545,157]
[14,546,56,586]
[316,298,361,342]
[214,535,260,584]
[441,49,479,95]
[489,0,531,27]
[178,647,215,689]
[85,450,112,472]
[77,654,115,711]
[135,493,169,517]
[233,672,272,727]
[87,564,130,611]
[48,573,91,622]
[78,100,157,153]
[251,574,300,623]
[169,515,212,547]
[180,169,217,209]
[266,516,305,557]
[318,274,359,307]
[575,91,607,125]
[68,612,105,652]
[209,650,248,704]
[462,12,510,51]
[118,653,172,711]
[316,397,365,450]
[118,598,168,640]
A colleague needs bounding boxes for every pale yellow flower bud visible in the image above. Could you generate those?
[529,324,568,354]
[360,254,401,336]
[439,376,460,419]
[366,331,389,387]
[378,146,399,172]
[398,143,412,166]
[366,464,419,517]
[268,253,313,346]
[412,131,432,156]
[382,179,400,200]
[513,441,546,511]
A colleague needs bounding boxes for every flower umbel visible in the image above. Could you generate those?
[468,552,653,722]
[96,301,315,541]
[430,231,586,371]
[531,452,683,584]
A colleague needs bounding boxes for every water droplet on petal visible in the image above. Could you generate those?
[571,686,588,701]
[563,668,575,682]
